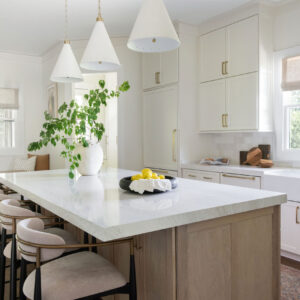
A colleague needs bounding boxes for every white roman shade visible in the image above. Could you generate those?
[282,55,300,91]
[0,88,19,109]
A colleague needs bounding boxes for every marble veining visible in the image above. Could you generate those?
[0,168,286,241]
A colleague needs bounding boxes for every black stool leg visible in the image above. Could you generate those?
[0,228,7,300]
[129,255,137,300]
[19,258,27,300]
[91,236,97,253]
[9,233,17,300]
[34,267,41,300]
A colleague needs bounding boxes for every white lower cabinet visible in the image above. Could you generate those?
[281,201,300,256]
[182,170,220,183]
[220,173,261,189]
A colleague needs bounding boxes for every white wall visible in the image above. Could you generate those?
[41,38,143,171]
[0,52,44,171]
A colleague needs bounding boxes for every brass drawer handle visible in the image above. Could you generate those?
[297,207,300,224]
[224,113,228,128]
[203,177,213,180]
[155,72,161,84]
[188,174,197,178]
[222,62,226,75]
[222,174,256,181]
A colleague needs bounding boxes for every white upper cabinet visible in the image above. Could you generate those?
[198,14,273,132]
[199,80,226,131]
[199,28,226,83]
[143,49,179,90]
[226,72,258,131]
[143,86,178,170]
[227,16,259,76]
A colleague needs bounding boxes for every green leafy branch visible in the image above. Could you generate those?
[28,80,130,179]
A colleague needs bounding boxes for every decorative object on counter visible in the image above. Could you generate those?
[119,168,178,194]
[259,159,274,168]
[243,147,262,166]
[239,151,248,165]
[258,144,271,159]
[28,80,130,178]
[200,158,229,166]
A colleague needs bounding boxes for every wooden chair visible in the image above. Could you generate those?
[17,218,137,300]
[0,199,78,300]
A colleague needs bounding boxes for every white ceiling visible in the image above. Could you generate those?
[0,0,286,56]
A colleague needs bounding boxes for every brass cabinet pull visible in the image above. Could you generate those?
[297,207,300,224]
[224,61,229,75]
[222,114,225,127]
[224,113,228,128]
[155,72,161,84]
[188,174,197,178]
[221,62,226,75]
[222,174,256,181]
[172,129,177,162]
[203,176,213,180]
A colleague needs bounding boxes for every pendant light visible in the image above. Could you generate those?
[51,0,82,83]
[80,0,120,72]
[127,0,180,53]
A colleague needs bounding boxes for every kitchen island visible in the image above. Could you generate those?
[0,168,286,300]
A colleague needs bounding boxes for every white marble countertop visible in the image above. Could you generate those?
[181,162,299,177]
[0,168,286,241]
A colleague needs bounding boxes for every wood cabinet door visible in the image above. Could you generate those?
[161,49,179,86]
[135,229,176,300]
[198,79,226,132]
[226,72,258,131]
[142,53,161,89]
[199,28,227,83]
[143,86,178,170]
[227,16,259,77]
[281,201,300,255]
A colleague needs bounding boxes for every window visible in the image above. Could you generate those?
[0,88,19,150]
[274,47,300,161]
[0,109,16,148]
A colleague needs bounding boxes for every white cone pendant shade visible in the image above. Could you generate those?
[51,42,83,83]
[80,20,120,71]
[127,0,180,53]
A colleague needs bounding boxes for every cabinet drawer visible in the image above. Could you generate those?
[221,173,261,189]
[183,170,220,183]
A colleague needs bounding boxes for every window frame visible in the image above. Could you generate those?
[274,46,300,161]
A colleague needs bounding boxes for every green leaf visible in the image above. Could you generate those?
[99,80,105,89]
[68,171,75,179]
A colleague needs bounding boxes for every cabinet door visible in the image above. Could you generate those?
[161,49,179,86]
[143,87,178,170]
[198,80,226,131]
[226,72,258,130]
[142,53,161,89]
[281,201,300,255]
[220,173,261,189]
[227,16,259,76]
[135,229,176,300]
[199,28,226,83]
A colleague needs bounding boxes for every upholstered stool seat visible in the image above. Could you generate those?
[4,227,78,259]
[23,251,127,300]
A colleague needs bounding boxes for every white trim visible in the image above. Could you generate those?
[274,45,300,161]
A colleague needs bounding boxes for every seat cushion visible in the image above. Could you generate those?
[4,227,78,259]
[28,154,50,171]
[23,251,127,300]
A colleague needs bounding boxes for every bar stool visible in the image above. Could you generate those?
[0,199,79,300]
[17,218,137,300]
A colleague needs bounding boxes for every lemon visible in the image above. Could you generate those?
[136,174,143,180]
[143,175,152,180]
[152,173,159,179]
[159,175,165,179]
[142,168,152,178]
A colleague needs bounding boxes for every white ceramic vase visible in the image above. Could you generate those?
[75,143,103,176]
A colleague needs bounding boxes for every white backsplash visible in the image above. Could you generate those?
[198,132,275,164]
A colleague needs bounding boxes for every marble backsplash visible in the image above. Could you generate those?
[198,132,275,165]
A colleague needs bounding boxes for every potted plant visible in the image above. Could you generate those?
[28,80,130,179]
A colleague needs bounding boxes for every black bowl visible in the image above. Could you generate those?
[119,176,178,194]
